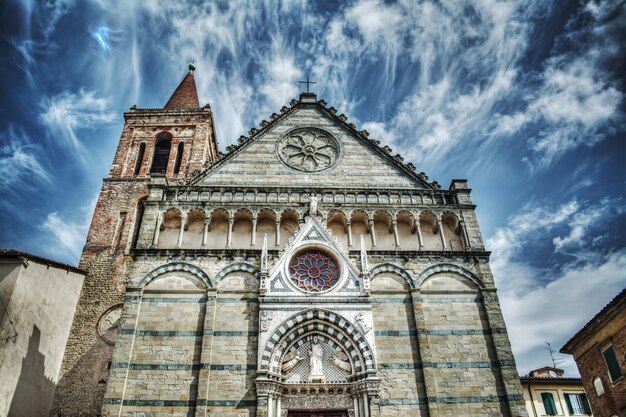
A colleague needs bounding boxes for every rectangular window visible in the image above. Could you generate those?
[541,392,558,416]
[602,344,624,382]
[564,393,592,415]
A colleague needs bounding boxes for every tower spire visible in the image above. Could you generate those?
[164,64,200,109]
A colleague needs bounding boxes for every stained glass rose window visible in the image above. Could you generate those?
[289,251,340,292]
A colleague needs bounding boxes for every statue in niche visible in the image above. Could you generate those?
[331,350,351,372]
[309,194,318,217]
[281,350,303,373]
[308,335,325,381]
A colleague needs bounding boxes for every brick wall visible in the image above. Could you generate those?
[52,108,217,416]
[577,325,626,417]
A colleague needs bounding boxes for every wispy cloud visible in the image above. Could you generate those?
[0,126,52,193]
[487,199,626,375]
[39,89,116,162]
[38,194,97,264]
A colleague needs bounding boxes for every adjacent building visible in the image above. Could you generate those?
[561,288,626,417]
[521,366,593,416]
[0,250,85,417]
[52,66,529,416]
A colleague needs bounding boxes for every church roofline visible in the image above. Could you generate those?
[187,93,436,189]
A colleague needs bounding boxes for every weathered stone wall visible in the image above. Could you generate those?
[371,273,428,416]
[97,249,527,417]
[198,106,422,189]
[62,95,527,417]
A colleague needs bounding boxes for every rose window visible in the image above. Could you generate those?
[289,251,340,292]
[278,128,340,172]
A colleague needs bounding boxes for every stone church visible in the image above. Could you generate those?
[52,66,527,417]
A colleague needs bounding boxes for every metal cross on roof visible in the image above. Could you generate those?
[189,59,197,65]
[299,77,317,93]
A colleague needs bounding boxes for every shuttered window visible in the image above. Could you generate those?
[602,345,624,382]
[564,393,592,415]
[541,392,558,415]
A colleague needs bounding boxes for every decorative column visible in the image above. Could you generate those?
[353,395,360,417]
[260,234,269,295]
[267,395,274,417]
[251,213,258,247]
[362,392,370,417]
[151,211,162,248]
[415,216,424,250]
[176,211,187,248]
[275,220,281,247]
[201,214,210,246]
[368,219,376,248]
[458,220,470,250]
[226,214,234,248]
[436,219,447,250]
[392,219,400,249]
[346,220,353,248]
[275,395,282,417]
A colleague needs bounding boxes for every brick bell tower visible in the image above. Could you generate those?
[52,65,219,416]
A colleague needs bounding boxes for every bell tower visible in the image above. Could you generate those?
[52,65,220,416]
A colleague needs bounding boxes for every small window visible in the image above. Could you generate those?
[173,142,184,174]
[593,376,605,396]
[134,143,146,175]
[541,392,558,416]
[602,344,624,382]
[564,393,592,415]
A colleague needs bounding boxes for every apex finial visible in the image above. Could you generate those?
[189,59,197,72]
[299,76,317,94]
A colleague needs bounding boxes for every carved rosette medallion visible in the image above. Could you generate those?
[278,128,340,172]
[289,251,340,293]
[97,304,123,345]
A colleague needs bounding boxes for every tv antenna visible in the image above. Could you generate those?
[545,342,565,368]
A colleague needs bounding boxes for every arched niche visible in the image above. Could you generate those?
[326,210,348,249]
[157,208,181,248]
[205,208,229,249]
[232,208,253,249]
[441,212,465,251]
[181,208,205,248]
[279,209,300,246]
[419,211,442,250]
[373,210,394,250]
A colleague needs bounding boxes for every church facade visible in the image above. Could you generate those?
[52,66,528,417]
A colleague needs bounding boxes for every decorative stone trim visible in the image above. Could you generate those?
[139,262,212,288]
[259,309,376,379]
[213,261,260,283]
[369,263,416,288]
[415,262,483,288]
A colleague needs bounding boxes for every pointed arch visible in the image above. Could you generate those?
[415,263,483,289]
[139,262,212,288]
[259,309,376,380]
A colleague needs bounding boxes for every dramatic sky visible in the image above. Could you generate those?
[1,0,624,376]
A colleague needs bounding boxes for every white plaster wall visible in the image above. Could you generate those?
[0,260,84,417]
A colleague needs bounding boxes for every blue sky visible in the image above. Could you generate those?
[1,0,624,377]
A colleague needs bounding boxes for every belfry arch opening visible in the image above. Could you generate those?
[150,131,172,174]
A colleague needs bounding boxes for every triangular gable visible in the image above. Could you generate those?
[267,216,363,296]
[189,96,434,190]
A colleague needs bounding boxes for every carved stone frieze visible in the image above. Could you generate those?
[282,394,352,410]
